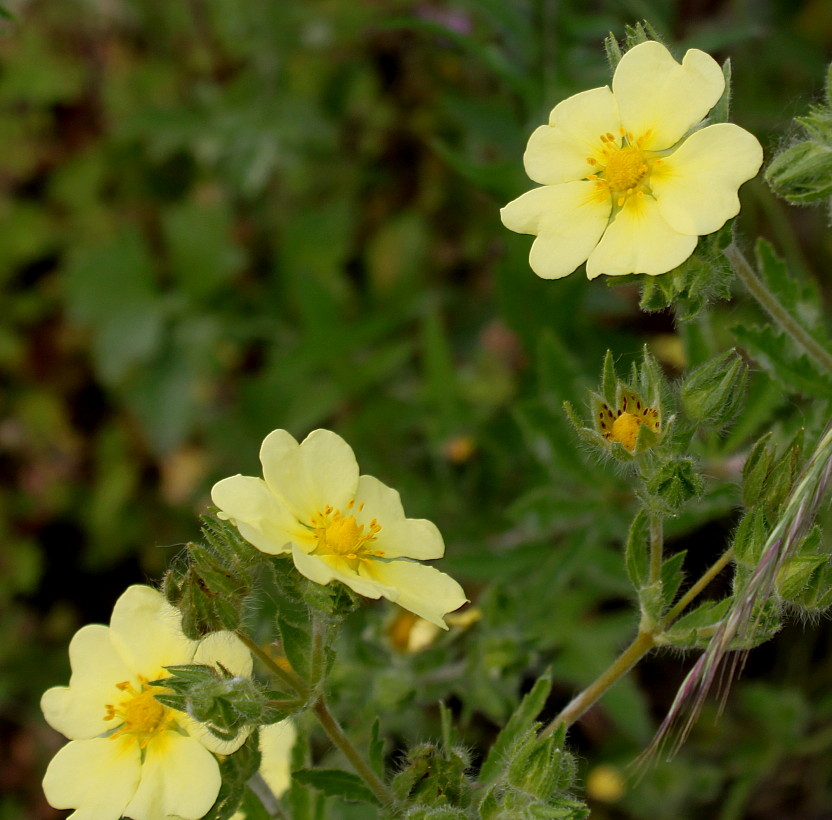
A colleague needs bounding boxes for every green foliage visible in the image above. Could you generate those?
[163,515,258,638]
[766,62,832,204]
[153,664,280,741]
[636,221,735,320]
[680,348,747,430]
[11,4,832,820]
[293,769,380,807]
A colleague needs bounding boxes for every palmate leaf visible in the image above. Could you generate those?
[732,323,832,398]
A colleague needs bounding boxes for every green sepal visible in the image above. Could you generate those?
[741,433,776,510]
[680,348,748,430]
[709,59,732,124]
[601,350,618,407]
[731,506,768,568]
[152,663,280,739]
[392,743,473,808]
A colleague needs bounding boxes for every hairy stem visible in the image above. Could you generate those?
[541,546,736,736]
[541,631,656,736]
[312,696,399,812]
[235,629,310,699]
[724,242,832,375]
[660,547,734,628]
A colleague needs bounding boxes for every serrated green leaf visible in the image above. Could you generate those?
[479,671,552,785]
[733,323,832,398]
[293,769,380,806]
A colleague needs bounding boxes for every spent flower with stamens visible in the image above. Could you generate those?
[212,429,467,628]
[501,40,763,279]
[41,585,253,820]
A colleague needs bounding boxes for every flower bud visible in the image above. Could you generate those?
[766,139,832,205]
[645,457,704,512]
[680,349,747,429]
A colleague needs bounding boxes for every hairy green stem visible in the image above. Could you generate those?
[312,696,399,812]
[239,629,395,812]
[649,513,664,584]
[660,547,734,628]
[724,242,832,375]
[235,629,310,699]
[541,631,657,736]
[541,546,736,736]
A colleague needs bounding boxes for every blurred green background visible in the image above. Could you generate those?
[3,1,832,818]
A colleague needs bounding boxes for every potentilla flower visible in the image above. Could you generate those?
[501,40,763,279]
[212,429,468,628]
[41,585,252,820]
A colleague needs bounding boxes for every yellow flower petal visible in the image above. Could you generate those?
[361,561,468,628]
[586,195,697,278]
[613,41,724,150]
[501,181,612,279]
[291,544,395,599]
[374,518,445,560]
[524,86,620,184]
[41,625,135,740]
[651,122,763,235]
[259,720,297,799]
[260,429,358,522]
[109,585,196,674]
[122,732,221,820]
[42,737,141,820]
[354,474,405,521]
[212,474,305,555]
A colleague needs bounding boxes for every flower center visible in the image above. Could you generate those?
[311,504,383,560]
[610,412,643,451]
[603,146,647,192]
[587,130,659,207]
[104,677,172,747]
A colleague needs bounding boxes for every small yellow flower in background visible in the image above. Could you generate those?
[586,764,626,803]
[41,585,252,820]
[501,40,763,279]
[212,429,468,628]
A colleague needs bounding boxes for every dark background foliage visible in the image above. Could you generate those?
[3,1,832,818]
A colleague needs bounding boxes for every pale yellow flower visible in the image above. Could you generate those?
[212,429,467,628]
[501,40,763,279]
[41,585,252,820]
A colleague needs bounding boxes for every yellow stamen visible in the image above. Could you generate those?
[103,677,172,748]
[604,145,648,192]
[311,507,383,559]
